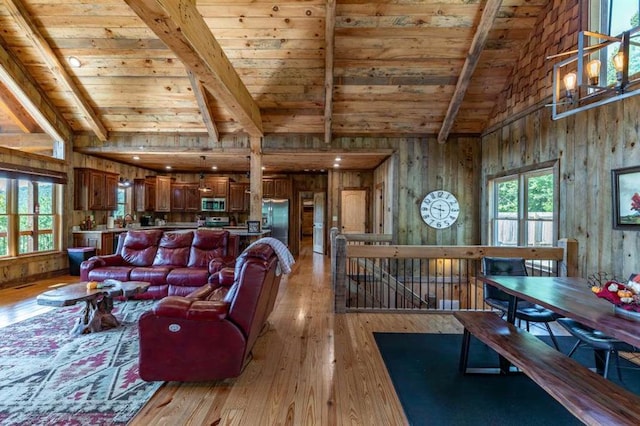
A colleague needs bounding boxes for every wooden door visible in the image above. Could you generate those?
[340,189,367,233]
[313,192,325,254]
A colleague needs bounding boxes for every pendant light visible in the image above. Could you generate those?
[198,156,212,193]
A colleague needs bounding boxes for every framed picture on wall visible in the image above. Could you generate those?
[612,166,640,230]
[247,220,260,233]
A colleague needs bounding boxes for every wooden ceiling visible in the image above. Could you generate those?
[0,0,549,173]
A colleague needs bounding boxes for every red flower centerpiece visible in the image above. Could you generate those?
[594,274,640,313]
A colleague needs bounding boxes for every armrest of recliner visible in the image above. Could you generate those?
[208,267,235,286]
[209,256,236,274]
[80,254,124,280]
[153,296,230,321]
[93,254,125,267]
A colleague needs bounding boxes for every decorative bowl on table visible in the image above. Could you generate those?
[592,274,640,319]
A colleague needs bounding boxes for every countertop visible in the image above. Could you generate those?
[72,224,271,237]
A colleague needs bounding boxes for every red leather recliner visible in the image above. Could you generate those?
[138,243,282,381]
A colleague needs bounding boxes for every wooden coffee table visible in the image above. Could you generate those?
[37,281,150,335]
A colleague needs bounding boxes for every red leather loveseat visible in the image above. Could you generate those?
[138,243,282,381]
[80,228,239,299]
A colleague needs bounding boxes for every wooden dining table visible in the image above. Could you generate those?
[480,275,640,348]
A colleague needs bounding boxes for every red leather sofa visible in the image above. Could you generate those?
[137,243,282,381]
[80,229,239,299]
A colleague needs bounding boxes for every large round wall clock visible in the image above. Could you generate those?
[420,190,460,229]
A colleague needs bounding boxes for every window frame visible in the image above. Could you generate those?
[587,0,640,86]
[0,177,61,258]
[488,161,559,248]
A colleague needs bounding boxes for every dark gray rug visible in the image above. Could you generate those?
[374,332,640,426]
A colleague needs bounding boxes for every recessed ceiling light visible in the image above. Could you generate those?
[335,156,342,161]
[211,166,218,170]
[68,56,81,68]
[132,155,140,160]
[261,166,266,170]
[165,165,172,170]
[333,163,340,168]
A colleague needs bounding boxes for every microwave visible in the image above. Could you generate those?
[201,197,226,212]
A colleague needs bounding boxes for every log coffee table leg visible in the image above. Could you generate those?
[70,294,120,335]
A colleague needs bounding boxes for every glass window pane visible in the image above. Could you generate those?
[19,215,33,254]
[17,181,33,214]
[495,219,519,246]
[38,215,53,230]
[0,178,7,214]
[527,173,554,219]
[0,215,7,257]
[37,182,53,214]
[38,233,53,251]
[496,180,518,219]
[526,220,554,247]
[609,0,639,35]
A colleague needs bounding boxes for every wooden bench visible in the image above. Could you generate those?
[454,311,640,426]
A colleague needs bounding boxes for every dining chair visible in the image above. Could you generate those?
[482,257,561,350]
[556,317,637,381]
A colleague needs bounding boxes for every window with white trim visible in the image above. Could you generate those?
[489,167,558,247]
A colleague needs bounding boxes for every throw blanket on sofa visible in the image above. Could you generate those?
[245,237,295,275]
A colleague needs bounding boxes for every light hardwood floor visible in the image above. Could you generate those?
[1,239,573,425]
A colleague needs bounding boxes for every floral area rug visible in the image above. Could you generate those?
[0,300,162,425]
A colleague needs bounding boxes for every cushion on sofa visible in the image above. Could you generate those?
[153,231,194,267]
[121,230,163,266]
[87,265,133,282]
[166,265,208,283]
[188,229,229,267]
[130,266,173,284]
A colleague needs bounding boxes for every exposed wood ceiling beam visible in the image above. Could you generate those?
[3,0,109,142]
[0,84,40,133]
[437,0,503,144]
[0,43,68,144]
[324,0,336,145]
[0,132,53,153]
[187,70,219,144]
[125,0,263,138]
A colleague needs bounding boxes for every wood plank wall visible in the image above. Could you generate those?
[395,136,480,246]
[482,95,640,279]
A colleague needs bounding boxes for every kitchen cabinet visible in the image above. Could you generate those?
[155,176,172,212]
[203,176,229,198]
[263,177,291,199]
[184,183,201,211]
[229,182,250,212]
[172,182,200,212]
[74,168,118,211]
[134,177,156,212]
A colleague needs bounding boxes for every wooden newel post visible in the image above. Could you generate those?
[334,234,347,313]
[558,238,578,277]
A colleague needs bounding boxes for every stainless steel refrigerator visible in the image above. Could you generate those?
[262,199,289,246]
